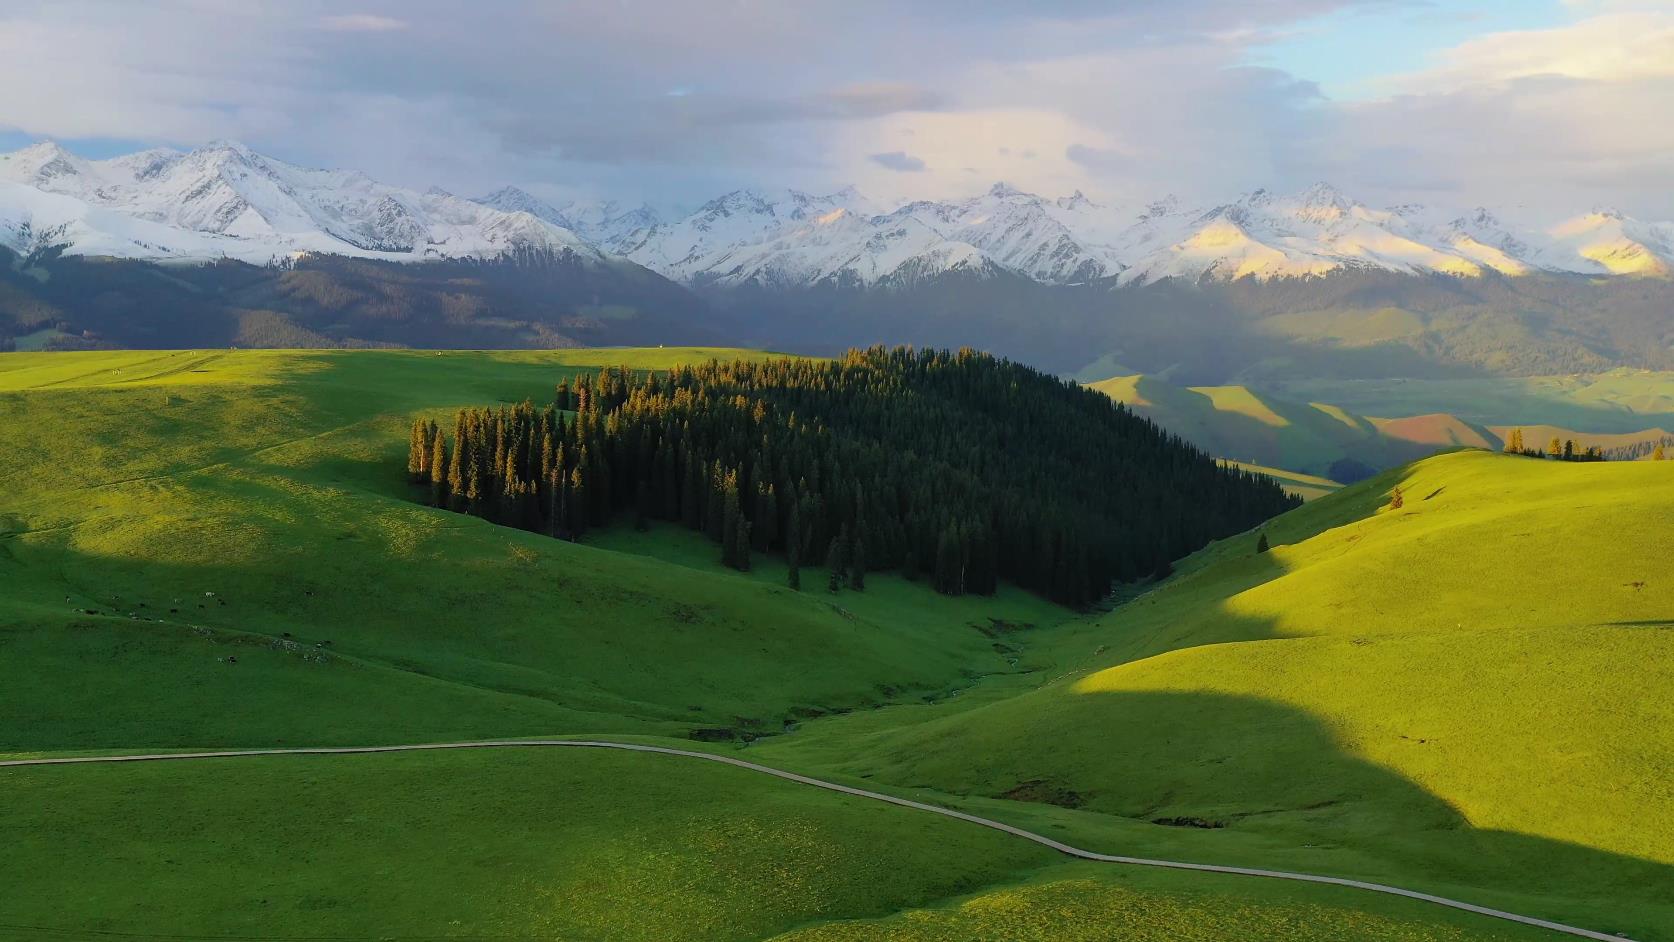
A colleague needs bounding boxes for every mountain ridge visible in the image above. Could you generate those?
[2,140,1671,290]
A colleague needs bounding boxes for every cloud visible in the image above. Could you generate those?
[0,0,1666,217]
[869,151,927,172]
[1065,143,1130,172]
[319,14,408,32]
[1393,11,1674,89]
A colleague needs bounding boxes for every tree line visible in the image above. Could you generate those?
[406,347,1299,606]
[1501,428,1606,462]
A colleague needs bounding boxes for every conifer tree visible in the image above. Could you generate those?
[408,419,428,481]
[428,430,448,507]
[721,474,742,569]
[446,413,466,511]
[1256,532,1270,553]
[734,515,752,572]
[827,525,850,593]
[850,518,867,590]
[1655,443,1666,461]
[567,467,588,539]
[786,499,802,590]
[465,464,485,517]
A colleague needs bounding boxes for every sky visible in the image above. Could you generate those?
[0,0,1670,219]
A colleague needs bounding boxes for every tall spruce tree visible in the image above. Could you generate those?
[428,430,448,507]
[826,525,850,593]
[785,499,802,590]
[850,518,867,590]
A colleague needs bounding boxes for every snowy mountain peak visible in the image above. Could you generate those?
[1295,181,1350,207]
[1056,190,1096,211]
[987,181,1031,200]
[1,141,88,186]
[1140,195,1182,220]
[0,139,603,266]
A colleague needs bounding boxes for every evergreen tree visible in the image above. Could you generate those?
[407,418,428,481]
[428,430,448,508]
[786,499,802,590]
[1563,439,1576,460]
[567,467,588,539]
[826,525,850,593]
[734,515,752,572]
[447,414,468,512]
[721,472,743,569]
[1256,532,1270,553]
[850,518,867,590]
[465,464,485,517]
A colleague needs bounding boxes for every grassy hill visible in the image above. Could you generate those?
[1088,373,1495,479]
[1268,370,1674,434]
[0,349,1076,752]
[2,349,1666,940]
[1220,460,1343,501]
[758,450,1674,940]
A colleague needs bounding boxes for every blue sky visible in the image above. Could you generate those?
[1,1,1669,217]
[1254,1,1574,98]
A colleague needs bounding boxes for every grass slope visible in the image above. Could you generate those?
[1220,460,1343,501]
[1269,370,1674,433]
[760,450,1674,940]
[0,349,1068,752]
[1089,373,1470,477]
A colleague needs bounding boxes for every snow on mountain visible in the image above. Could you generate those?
[616,187,876,283]
[682,207,998,289]
[472,186,660,251]
[885,183,1121,284]
[1535,210,1674,277]
[1101,183,1674,284]
[0,141,603,265]
[4,140,1671,285]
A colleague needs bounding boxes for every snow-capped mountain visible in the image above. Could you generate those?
[473,186,660,251]
[0,141,603,265]
[883,183,1120,284]
[612,187,883,284]
[3,140,1671,287]
[608,179,1674,289]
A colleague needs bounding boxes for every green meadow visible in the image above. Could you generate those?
[2,349,1669,940]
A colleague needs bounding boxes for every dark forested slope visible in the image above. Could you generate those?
[408,347,1298,605]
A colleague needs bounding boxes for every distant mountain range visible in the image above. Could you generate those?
[489,179,1674,288]
[4,140,1671,285]
[2,140,1672,378]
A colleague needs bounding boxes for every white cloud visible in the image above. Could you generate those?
[319,14,409,32]
[1395,11,1674,89]
[869,151,927,172]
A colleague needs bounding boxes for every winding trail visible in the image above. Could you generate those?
[2,738,1630,942]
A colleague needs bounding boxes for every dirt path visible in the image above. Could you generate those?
[2,738,1631,942]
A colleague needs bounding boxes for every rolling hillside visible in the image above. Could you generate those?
[2,349,1665,941]
[760,450,1674,940]
[1088,373,1498,479]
